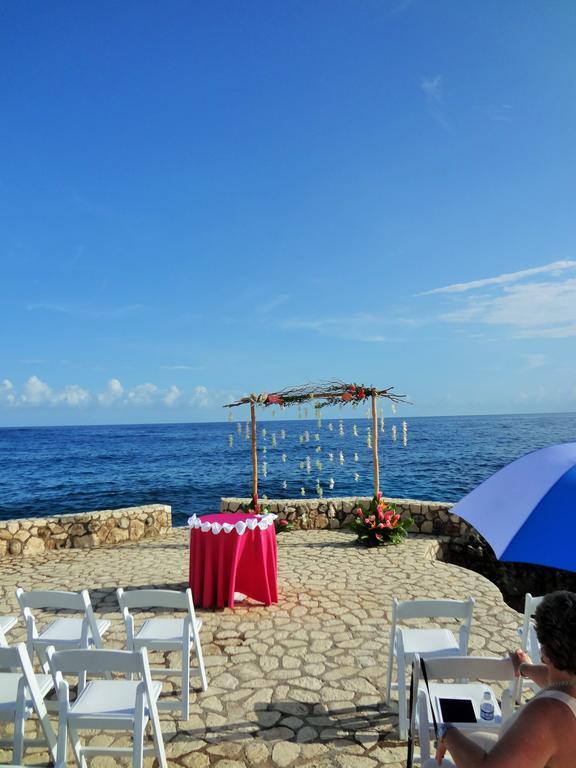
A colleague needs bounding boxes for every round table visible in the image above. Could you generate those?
[188,512,278,609]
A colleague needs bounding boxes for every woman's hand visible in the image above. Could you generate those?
[509,648,531,677]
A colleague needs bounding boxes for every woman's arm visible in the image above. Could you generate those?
[518,661,550,688]
[509,648,550,689]
[437,699,557,768]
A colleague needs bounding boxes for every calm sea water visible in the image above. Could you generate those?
[1,413,575,527]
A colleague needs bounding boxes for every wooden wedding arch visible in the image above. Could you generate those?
[224,381,408,503]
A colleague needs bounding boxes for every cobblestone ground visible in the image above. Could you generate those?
[0,529,521,767]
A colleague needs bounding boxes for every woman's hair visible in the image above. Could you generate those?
[535,591,576,673]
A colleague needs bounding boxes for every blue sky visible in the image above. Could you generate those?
[1,0,575,426]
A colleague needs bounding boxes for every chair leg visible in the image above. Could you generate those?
[397,655,407,740]
[195,641,208,693]
[68,724,87,768]
[133,688,145,768]
[56,709,68,768]
[182,648,190,720]
[13,680,27,764]
[149,704,167,768]
[36,699,58,763]
[385,639,395,703]
[417,692,431,762]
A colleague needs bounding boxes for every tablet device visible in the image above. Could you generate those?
[438,697,477,723]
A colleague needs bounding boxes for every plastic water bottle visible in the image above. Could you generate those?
[480,691,495,721]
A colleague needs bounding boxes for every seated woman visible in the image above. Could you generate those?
[427,590,576,768]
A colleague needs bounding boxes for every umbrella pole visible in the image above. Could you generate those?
[371,391,380,498]
[250,401,258,504]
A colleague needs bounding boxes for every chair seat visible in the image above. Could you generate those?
[0,672,54,711]
[422,681,502,729]
[35,618,111,645]
[399,628,460,657]
[0,616,18,634]
[134,617,202,644]
[70,679,163,719]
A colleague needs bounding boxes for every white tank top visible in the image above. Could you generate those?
[536,689,576,716]
[500,688,576,737]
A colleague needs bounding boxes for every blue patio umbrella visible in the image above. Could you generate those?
[449,442,576,572]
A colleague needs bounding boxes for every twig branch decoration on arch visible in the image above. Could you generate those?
[224,380,409,410]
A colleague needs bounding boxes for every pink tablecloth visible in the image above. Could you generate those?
[188,513,278,609]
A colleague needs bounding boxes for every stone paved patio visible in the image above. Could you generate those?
[0,528,521,767]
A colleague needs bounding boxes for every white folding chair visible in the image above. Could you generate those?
[385,597,475,739]
[117,587,207,720]
[0,643,57,765]
[15,588,110,673]
[514,592,544,702]
[46,645,167,768]
[410,654,515,764]
[0,616,18,648]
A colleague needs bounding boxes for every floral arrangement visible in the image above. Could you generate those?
[238,494,294,533]
[243,493,263,514]
[275,518,294,534]
[340,383,369,403]
[345,493,413,546]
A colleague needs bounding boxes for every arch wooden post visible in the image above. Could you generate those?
[371,390,379,498]
[250,400,258,502]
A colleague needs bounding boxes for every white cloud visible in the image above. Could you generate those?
[21,376,54,405]
[191,385,211,408]
[487,104,513,123]
[281,313,386,342]
[0,379,16,405]
[420,75,443,105]
[420,75,449,129]
[15,376,90,407]
[163,385,182,406]
[161,365,201,371]
[424,261,576,339]
[57,384,91,406]
[127,383,157,405]
[256,294,291,315]
[419,260,576,296]
[0,376,216,411]
[97,378,124,405]
[441,278,576,335]
[27,303,143,318]
[521,353,547,370]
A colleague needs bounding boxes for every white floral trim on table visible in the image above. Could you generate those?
[187,513,278,535]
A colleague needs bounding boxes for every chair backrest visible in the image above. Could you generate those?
[117,588,190,612]
[420,654,514,682]
[0,644,31,674]
[15,587,103,647]
[46,646,149,677]
[394,597,475,621]
[392,597,475,651]
[0,643,58,762]
[16,588,87,612]
[116,587,199,642]
[520,593,544,655]
[0,643,52,710]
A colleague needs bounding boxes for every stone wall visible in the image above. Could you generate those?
[0,505,171,559]
[220,495,467,537]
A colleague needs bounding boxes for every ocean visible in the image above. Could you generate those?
[1,413,575,527]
